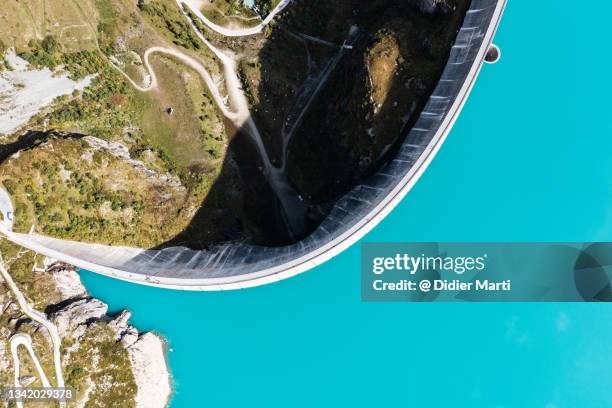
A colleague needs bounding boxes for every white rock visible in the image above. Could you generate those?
[0,49,94,136]
[42,258,172,405]
[128,333,171,408]
[48,298,108,338]
[120,328,139,348]
[72,324,88,341]
[19,375,36,386]
[83,136,184,191]
[109,310,140,346]
[48,263,87,300]
[109,310,132,334]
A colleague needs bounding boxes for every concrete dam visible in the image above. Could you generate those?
[0,0,507,290]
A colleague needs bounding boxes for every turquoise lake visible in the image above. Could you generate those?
[80,1,612,407]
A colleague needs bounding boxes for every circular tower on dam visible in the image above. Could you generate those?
[0,0,506,290]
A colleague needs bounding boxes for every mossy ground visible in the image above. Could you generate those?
[1,137,185,246]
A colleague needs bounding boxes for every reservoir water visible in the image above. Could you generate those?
[80,2,612,407]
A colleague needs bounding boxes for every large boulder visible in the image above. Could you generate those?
[48,298,108,338]
[108,310,140,347]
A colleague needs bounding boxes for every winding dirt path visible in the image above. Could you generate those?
[81,0,305,235]
[180,0,292,37]
[10,333,52,390]
[0,248,66,408]
[173,0,306,234]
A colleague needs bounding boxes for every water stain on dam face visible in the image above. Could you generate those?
[158,0,473,250]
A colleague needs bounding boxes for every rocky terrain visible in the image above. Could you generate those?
[0,240,171,407]
[48,262,171,408]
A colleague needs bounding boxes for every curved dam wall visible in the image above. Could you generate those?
[2,0,507,290]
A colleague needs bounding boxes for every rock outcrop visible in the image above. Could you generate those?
[128,333,172,408]
[82,136,184,192]
[44,260,87,299]
[109,310,140,347]
[49,298,108,338]
[44,260,171,408]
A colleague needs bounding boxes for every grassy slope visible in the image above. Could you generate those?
[0,137,192,247]
[0,0,244,248]
[0,0,99,51]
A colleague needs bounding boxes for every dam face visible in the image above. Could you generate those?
[2,0,507,290]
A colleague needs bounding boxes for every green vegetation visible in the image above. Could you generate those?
[47,56,136,137]
[19,36,63,69]
[61,50,107,80]
[0,49,235,248]
[0,311,59,405]
[0,245,46,390]
[0,0,237,248]
[198,0,259,26]
[0,240,60,310]
[65,324,137,407]
[0,0,472,248]
[136,56,226,173]
[95,0,121,54]
[254,0,280,16]
[0,241,59,396]
[17,36,107,80]
[139,0,202,50]
[0,137,186,247]
[238,59,261,106]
